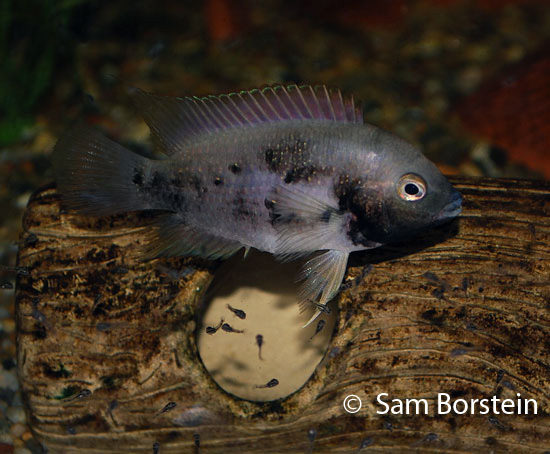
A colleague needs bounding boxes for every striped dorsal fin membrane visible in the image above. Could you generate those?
[130,84,363,155]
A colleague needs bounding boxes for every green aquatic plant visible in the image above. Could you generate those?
[0,0,86,146]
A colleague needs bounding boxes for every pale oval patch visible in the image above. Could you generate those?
[197,251,336,401]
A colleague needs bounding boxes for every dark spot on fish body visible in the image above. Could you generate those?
[133,168,144,186]
[229,163,241,174]
[153,442,160,454]
[264,139,310,172]
[214,177,223,186]
[264,148,282,171]
[334,175,358,210]
[283,165,318,184]
[320,209,332,223]
[140,169,198,210]
[334,176,384,247]
[264,198,280,224]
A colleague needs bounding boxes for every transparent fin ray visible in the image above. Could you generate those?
[52,125,151,216]
[268,184,345,257]
[298,249,349,316]
[130,85,363,155]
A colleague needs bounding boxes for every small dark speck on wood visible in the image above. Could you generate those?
[357,437,373,451]
[157,402,177,416]
[64,389,91,402]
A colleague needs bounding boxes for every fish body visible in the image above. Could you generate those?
[53,85,461,322]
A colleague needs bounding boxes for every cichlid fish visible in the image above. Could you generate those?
[53,85,461,324]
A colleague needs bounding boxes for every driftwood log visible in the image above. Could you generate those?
[16,177,550,454]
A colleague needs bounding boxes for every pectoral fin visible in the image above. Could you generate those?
[267,184,346,260]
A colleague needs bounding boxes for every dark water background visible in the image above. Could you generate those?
[0,0,549,451]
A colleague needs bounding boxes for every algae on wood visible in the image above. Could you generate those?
[16,177,550,453]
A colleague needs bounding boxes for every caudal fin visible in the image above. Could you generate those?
[53,125,151,216]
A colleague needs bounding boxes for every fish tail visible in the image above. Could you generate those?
[53,125,151,216]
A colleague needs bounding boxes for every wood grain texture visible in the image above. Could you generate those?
[16,177,550,454]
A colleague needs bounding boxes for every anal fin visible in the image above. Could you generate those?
[143,214,243,260]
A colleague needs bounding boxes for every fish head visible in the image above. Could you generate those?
[345,131,462,246]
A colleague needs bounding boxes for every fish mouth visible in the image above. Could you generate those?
[433,189,462,223]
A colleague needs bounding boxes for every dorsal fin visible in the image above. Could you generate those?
[130,84,363,155]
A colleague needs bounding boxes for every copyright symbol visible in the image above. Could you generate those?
[343,395,362,414]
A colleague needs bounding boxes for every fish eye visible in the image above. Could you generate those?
[397,174,426,202]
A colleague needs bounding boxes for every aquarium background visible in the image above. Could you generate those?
[1,0,549,451]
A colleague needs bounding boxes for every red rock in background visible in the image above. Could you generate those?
[317,0,547,30]
[0,443,13,454]
[457,53,550,178]
[428,0,547,9]
[330,0,410,30]
[205,0,245,42]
